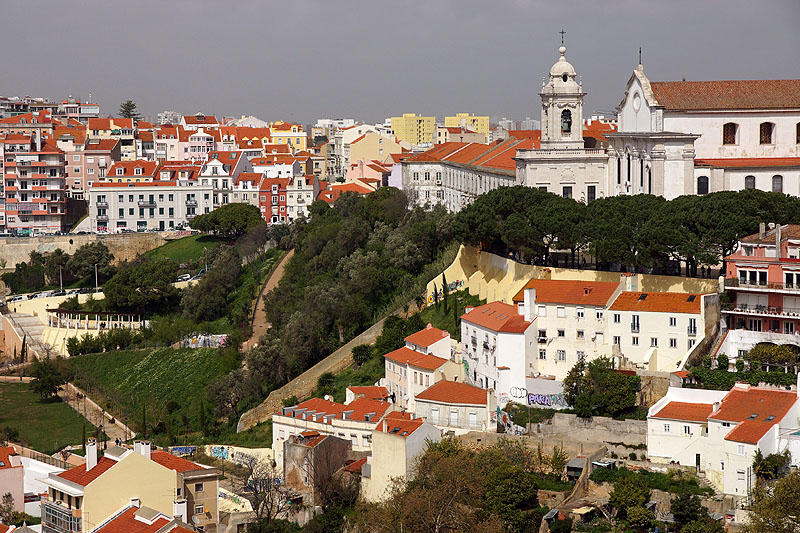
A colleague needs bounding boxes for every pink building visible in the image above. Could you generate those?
[0,447,24,514]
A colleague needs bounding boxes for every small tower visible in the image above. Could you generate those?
[540,44,586,150]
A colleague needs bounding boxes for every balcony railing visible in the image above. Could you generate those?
[470,337,477,346]
[95,201,108,208]
[428,417,483,430]
[722,302,800,318]
[631,324,640,333]
[185,199,197,206]
[725,278,800,292]
[97,214,108,221]
[537,336,547,344]
[687,327,698,336]
[42,500,82,532]
[138,200,156,207]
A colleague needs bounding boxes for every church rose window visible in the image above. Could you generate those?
[561,110,572,134]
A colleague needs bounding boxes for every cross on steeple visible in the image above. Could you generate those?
[559,29,566,46]
[639,46,642,65]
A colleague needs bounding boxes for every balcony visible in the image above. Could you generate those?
[95,201,108,208]
[631,324,640,333]
[185,199,197,206]
[470,336,477,346]
[138,200,156,208]
[537,336,547,344]
[42,500,82,533]
[97,214,108,222]
[687,327,698,336]
[725,278,800,293]
[722,302,800,319]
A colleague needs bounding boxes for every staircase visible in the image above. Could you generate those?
[2,312,51,359]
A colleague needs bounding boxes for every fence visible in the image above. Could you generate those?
[14,445,71,470]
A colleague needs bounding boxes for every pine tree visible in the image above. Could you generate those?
[118,100,141,121]
[442,273,449,314]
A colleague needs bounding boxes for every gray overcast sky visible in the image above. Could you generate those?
[2,0,799,124]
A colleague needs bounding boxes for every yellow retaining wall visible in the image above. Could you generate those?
[426,245,721,304]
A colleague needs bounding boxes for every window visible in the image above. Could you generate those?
[632,337,639,346]
[613,313,621,324]
[562,186,572,199]
[697,175,709,195]
[577,330,584,339]
[558,329,565,337]
[772,175,783,193]
[195,505,204,515]
[722,422,731,428]
[760,122,774,144]
[194,482,204,492]
[737,445,745,455]
[722,122,738,145]
[177,487,182,497]
[744,175,755,189]
[797,122,800,144]
[737,469,745,481]
[669,317,677,327]
[116,167,124,175]
[577,307,584,319]
[664,424,670,433]
[587,185,596,202]
[596,309,604,320]
[73,155,81,162]
[670,338,677,348]
[539,349,546,360]
[650,337,658,347]
[538,305,546,316]
[557,350,566,361]
[561,109,572,134]
[684,425,691,435]
[613,336,621,346]
[688,339,696,349]
[557,306,566,317]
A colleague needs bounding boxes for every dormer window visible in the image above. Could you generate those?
[116,168,124,176]
[134,167,142,175]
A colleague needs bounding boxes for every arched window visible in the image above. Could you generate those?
[772,175,783,193]
[697,176,709,195]
[744,175,756,190]
[723,122,738,145]
[760,122,775,145]
[561,110,572,134]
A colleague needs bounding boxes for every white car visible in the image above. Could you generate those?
[175,274,192,282]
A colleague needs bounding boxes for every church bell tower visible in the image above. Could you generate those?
[540,41,586,150]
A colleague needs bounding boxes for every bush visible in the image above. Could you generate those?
[351,344,372,366]
[716,353,729,370]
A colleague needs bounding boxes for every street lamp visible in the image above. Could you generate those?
[94,263,99,291]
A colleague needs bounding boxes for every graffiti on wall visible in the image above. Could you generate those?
[427,279,465,303]
[182,334,228,348]
[491,408,526,435]
[527,392,568,408]
[170,446,196,456]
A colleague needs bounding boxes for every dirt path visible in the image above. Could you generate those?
[60,383,133,443]
[243,249,294,351]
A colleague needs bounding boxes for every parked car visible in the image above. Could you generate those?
[51,290,67,297]
[77,287,94,294]
[175,274,192,282]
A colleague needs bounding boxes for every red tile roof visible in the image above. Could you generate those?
[183,114,218,125]
[725,421,776,445]
[85,138,119,152]
[405,324,449,348]
[512,279,620,306]
[649,80,800,111]
[341,397,391,422]
[609,292,702,314]
[106,160,159,178]
[341,457,367,473]
[150,451,203,473]
[696,158,800,169]
[415,380,487,406]
[347,386,389,400]
[0,446,19,470]
[461,301,532,333]
[712,386,797,424]
[95,506,194,533]
[652,402,713,422]
[384,347,449,371]
[505,130,541,142]
[379,415,424,437]
[57,456,117,486]
[278,396,389,423]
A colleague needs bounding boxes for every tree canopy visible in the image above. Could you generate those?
[190,203,266,238]
[562,356,640,418]
[103,258,179,312]
[118,100,141,121]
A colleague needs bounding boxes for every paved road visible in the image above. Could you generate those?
[243,250,294,351]
[60,383,133,443]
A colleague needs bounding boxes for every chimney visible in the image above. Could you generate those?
[133,441,141,455]
[523,287,536,322]
[130,498,141,509]
[86,438,97,471]
[759,222,766,239]
[173,499,187,522]
[140,441,151,460]
[776,224,782,258]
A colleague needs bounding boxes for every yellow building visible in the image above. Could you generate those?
[349,131,407,167]
[269,121,307,154]
[444,113,490,134]
[390,113,435,146]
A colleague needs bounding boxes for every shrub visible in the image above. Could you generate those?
[351,344,372,366]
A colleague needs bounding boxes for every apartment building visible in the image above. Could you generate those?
[0,110,57,138]
[460,301,535,404]
[268,122,306,153]
[200,151,252,207]
[180,114,219,131]
[360,412,441,502]
[648,383,800,499]
[720,223,800,360]
[258,177,290,223]
[272,397,393,475]
[390,114,435,146]
[231,172,261,207]
[40,440,218,533]
[383,346,458,412]
[403,324,452,359]
[444,113,490,135]
[61,138,120,199]
[89,177,213,232]
[87,118,136,160]
[413,380,496,434]
[513,279,622,380]
[3,134,68,234]
[285,174,319,221]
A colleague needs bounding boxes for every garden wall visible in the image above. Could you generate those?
[535,413,647,450]
[0,232,167,267]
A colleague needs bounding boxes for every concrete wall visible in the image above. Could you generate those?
[536,412,647,449]
[0,232,167,267]
[428,245,720,306]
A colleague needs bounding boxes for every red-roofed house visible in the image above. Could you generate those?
[404,323,451,359]
[40,439,219,533]
[361,412,441,502]
[460,301,535,405]
[647,382,800,499]
[413,380,496,433]
[383,338,461,411]
[272,396,394,476]
[258,176,289,223]
[200,150,253,208]
[0,446,24,514]
[180,113,219,131]
[91,504,194,533]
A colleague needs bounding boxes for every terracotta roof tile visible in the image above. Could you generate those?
[95,506,193,533]
[150,451,203,473]
[724,420,776,445]
[405,324,449,348]
[384,347,448,371]
[650,80,800,111]
[341,457,367,473]
[712,386,797,424]
[379,415,424,437]
[652,402,713,422]
[512,279,620,306]
[740,224,800,244]
[461,301,532,333]
[415,380,487,406]
[57,456,117,486]
[0,446,20,470]
[347,386,389,400]
[609,292,703,314]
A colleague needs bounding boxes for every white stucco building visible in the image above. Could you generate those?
[413,380,496,434]
[648,383,800,499]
